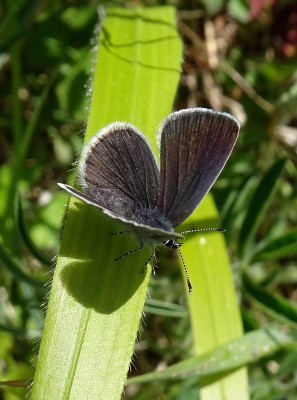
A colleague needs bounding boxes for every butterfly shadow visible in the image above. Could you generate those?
[59,203,150,314]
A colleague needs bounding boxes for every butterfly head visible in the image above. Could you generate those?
[164,239,182,249]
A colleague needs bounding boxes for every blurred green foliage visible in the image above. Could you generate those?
[1,0,297,399]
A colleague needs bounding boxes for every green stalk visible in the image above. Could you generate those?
[31,7,182,400]
[183,196,248,399]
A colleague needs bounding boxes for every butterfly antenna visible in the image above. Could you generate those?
[178,248,192,295]
[180,227,225,235]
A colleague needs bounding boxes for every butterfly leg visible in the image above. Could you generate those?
[110,231,133,236]
[141,247,156,274]
[114,241,144,261]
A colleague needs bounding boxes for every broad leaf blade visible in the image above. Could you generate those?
[31,7,182,400]
[182,195,249,399]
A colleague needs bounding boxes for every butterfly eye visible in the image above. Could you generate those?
[164,239,181,249]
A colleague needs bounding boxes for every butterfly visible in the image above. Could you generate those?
[59,108,240,293]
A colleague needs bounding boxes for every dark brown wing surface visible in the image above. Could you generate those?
[77,122,160,221]
[157,108,240,227]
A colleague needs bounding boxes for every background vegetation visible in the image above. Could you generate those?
[0,0,297,399]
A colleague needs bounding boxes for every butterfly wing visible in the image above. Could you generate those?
[157,108,240,227]
[77,122,159,220]
[60,122,183,239]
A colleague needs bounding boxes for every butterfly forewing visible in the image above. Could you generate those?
[157,108,240,227]
[78,122,160,221]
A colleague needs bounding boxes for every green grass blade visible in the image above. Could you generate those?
[0,324,40,339]
[31,7,182,400]
[243,273,297,325]
[17,197,52,267]
[144,299,187,317]
[238,159,287,259]
[251,227,297,262]
[182,195,249,399]
[128,324,295,387]
[0,240,43,287]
